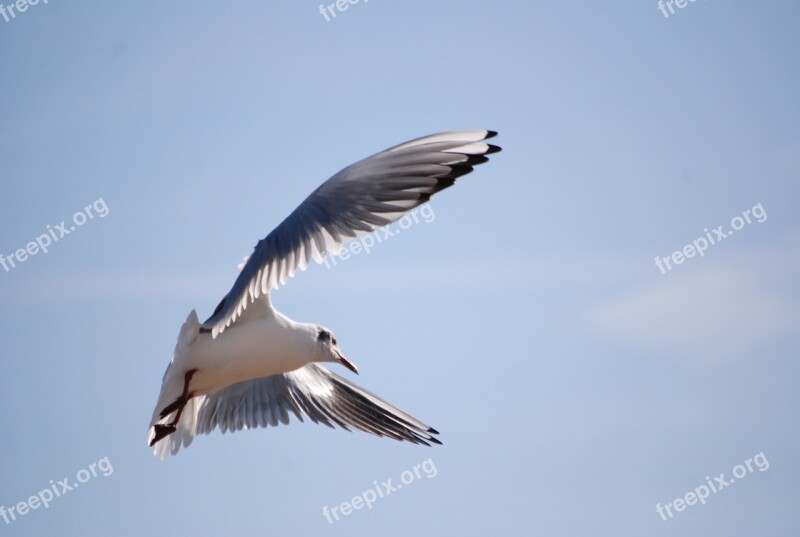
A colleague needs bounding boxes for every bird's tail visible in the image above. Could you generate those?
[148,397,203,459]
[147,310,203,460]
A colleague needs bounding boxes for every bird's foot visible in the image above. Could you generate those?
[149,424,177,446]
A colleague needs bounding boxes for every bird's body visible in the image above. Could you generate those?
[147,130,500,458]
[152,308,309,408]
[187,317,310,394]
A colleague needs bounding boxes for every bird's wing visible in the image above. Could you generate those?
[203,130,501,337]
[149,363,441,458]
[198,363,440,443]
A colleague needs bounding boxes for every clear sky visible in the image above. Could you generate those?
[1,1,798,535]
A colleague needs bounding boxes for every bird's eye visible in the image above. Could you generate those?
[317,329,331,342]
[332,337,337,346]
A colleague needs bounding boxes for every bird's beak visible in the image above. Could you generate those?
[336,351,359,375]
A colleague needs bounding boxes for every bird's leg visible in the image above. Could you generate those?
[150,369,197,446]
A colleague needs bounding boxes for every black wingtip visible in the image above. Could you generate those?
[485,130,498,139]
[427,436,443,446]
[428,427,440,435]
[486,144,502,154]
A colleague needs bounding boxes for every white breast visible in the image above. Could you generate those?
[185,315,313,395]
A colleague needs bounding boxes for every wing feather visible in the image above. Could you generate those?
[203,130,500,337]
[143,364,444,457]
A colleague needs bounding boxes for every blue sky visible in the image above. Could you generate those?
[1,1,798,535]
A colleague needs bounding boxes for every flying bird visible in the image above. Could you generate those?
[147,130,501,458]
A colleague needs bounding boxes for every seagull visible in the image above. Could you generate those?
[147,130,501,458]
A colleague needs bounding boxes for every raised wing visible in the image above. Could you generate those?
[203,130,501,336]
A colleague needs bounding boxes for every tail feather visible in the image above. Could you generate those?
[148,396,203,459]
[147,310,202,459]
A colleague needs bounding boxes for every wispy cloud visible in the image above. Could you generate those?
[588,234,800,360]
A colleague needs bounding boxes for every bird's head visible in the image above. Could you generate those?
[315,326,359,374]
